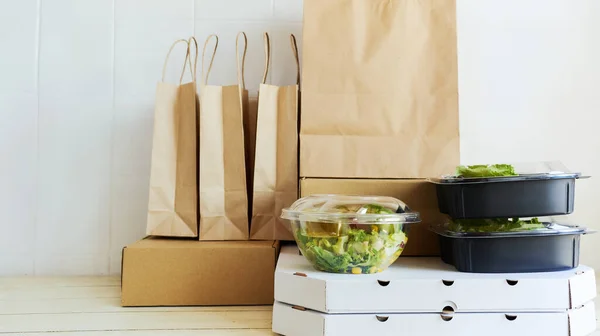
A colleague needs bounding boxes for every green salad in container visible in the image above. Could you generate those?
[438,163,561,233]
[448,218,545,233]
[281,195,421,274]
[455,164,517,178]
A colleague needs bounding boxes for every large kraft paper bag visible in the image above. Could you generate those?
[250,34,300,241]
[198,33,249,240]
[146,39,198,237]
[300,0,459,178]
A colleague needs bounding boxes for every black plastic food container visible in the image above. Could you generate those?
[432,223,592,273]
[430,173,584,219]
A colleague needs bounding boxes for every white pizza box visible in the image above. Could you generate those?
[275,245,596,313]
[272,301,597,336]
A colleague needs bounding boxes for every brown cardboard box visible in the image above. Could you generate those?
[121,238,279,306]
[300,178,446,256]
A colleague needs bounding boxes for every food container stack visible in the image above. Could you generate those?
[429,162,593,273]
[272,189,597,336]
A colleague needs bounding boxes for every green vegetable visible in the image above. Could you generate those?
[298,226,407,274]
[332,235,347,255]
[310,246,352,273]
[295,203,408,274]
[365,204,394,214]
[448,218,544,233]
[296,227,310,249]
[456,164,517,178]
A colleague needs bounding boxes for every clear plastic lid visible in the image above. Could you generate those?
[430,222,590,238]
[429,161,584,184]
[281,194,421,225]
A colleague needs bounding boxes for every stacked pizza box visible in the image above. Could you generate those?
[272,246,597,336]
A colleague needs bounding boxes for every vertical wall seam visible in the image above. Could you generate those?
[271,0,275,18]
[193,0,196,36]
[106,0,117,275]
[33,0,42,276]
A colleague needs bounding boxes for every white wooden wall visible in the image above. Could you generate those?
[0,0,302,275]
[1,0,599,275]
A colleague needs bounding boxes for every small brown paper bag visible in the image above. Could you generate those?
[250,34,300,241]
[146,39,198,237]
[198,33,250,240]
[300,0,459,178]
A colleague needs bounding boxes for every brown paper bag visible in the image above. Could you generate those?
[250,34,300,241]
[146,39,198,237]
[300,0,459,178]
[198,33,249,240]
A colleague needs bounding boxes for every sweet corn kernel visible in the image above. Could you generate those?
[371,225,379,232]
[369,266,378,274]
[351,267,362,274]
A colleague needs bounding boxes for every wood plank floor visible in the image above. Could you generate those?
[0,276,598,335]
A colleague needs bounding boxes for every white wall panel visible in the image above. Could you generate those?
[0,93,38,275]
[195,0,272,21]
[1,0,600,275]
[110,0,194,274]
[0,0,39,275]
[273,0,303,22]
[0,0,38,92]
[36,0,114,275]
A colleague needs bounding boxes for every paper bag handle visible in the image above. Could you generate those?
[187,36,199,83]
[236,32,247,90]
[261,32,271,84]
[162,39,191,84]
[261,33,300,86]
[201,34,218,85]
[290,34,300,86]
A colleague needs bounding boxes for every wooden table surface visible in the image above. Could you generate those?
[0,276,598,335]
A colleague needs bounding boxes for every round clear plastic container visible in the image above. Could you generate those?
[281,195,421,274]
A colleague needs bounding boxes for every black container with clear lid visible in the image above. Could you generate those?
[431,222,594,273]
[429,161,589,219]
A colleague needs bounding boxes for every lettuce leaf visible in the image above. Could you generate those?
[297,227,406,273]
[456,164,517,178]
[311,246,352,273]
[449,218,544,232]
